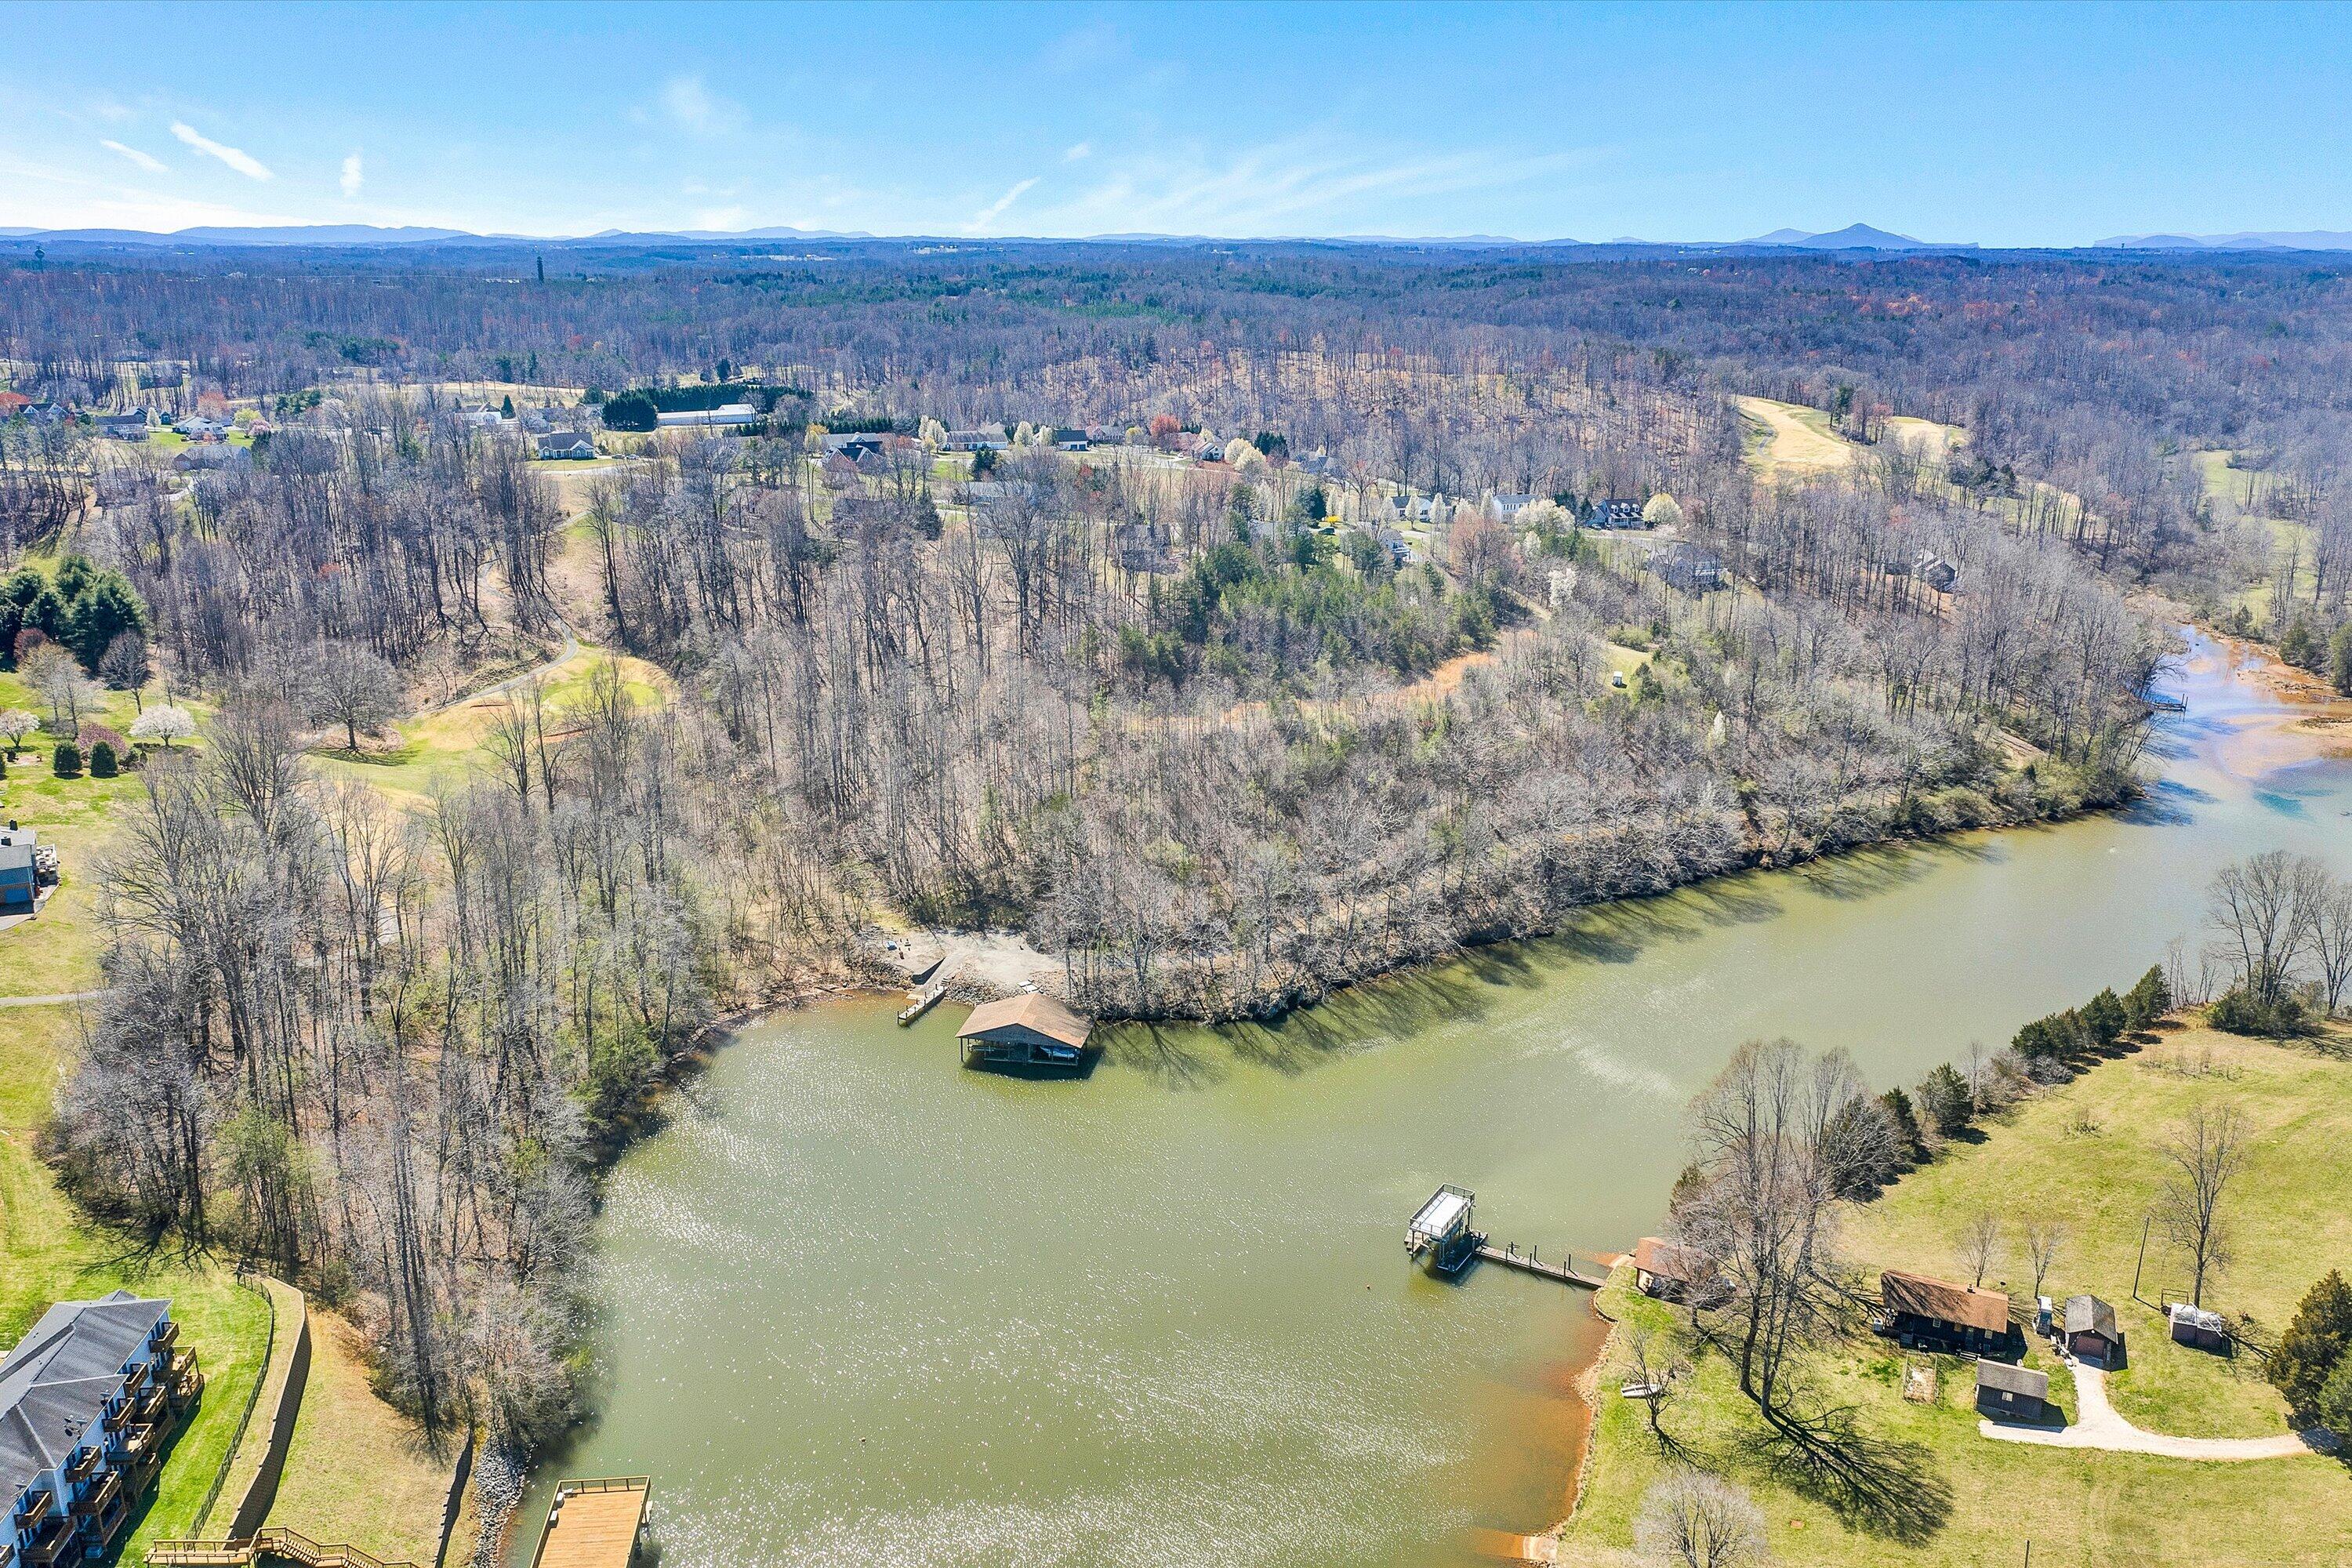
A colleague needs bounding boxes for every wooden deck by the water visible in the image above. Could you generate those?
[147,1529,419,1568]
[527,1479,651,1568]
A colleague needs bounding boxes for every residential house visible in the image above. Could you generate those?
[453,404,506,431]
[0,392,30,419]
[1191,433,1225,463]
[1877,1269,2024,1359]
[93,411,150,441]
[170,416,229,441]
[943,424,1010,452]
[1485,492,1541,523]
[1588,498,1647,529]
[820,431,893,461]
[956,993,1094,1071]
[1114,521,1177,575]
[536,431,597,461]
[2063,1294,2125,1367]
[0,823,41,914]
[1974,1359,2049,1422]
[2,1290,202,1567]
[1631,1236,1705,1300]
[171,445,252,475]
[1294,449,1338,479]
[1650,542,1726,594]
[1911,551,1962,593]
[2168,1302,2230,1354]
[1051,428,1091,452]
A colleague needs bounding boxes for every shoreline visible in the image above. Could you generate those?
[521,622,2343,1561]
[1521,622,2348,1555]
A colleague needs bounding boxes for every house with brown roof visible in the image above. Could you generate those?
[956,993,1094,1071]
[1631,1236,1707,1300]
[1877,1269,2024,1359]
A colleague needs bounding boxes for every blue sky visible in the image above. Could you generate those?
[3,1,2350,244]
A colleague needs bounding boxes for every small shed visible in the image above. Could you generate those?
[2063,1294,2124,1367]
[1975,1359,2049,1422]
[2169,1302,2231,1354]
[956,993,1094,1070]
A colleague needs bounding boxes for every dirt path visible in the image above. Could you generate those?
[0,990,106,1007]
[1980,1359,2334,1460]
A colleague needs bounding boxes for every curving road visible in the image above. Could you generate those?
[1981,1356,2336,1461]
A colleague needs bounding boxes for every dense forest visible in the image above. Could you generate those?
[1,240,2336,1515]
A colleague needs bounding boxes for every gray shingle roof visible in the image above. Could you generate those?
[2064,1294,2120,1340]
[0,1290,168,1503]
[1976,1359,2047,1397]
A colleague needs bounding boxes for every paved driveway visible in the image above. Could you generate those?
[1981,1356,2334,1460]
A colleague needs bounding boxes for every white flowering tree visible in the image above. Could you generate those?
[0,708,39,759]
[129,703,197,750]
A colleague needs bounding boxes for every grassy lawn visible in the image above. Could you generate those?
[310,650,671,807]
[0,1006,274,1564]
[1850,1022,2352,1438]
[265,1308,471,1565]
[1559,1022,2352,1567]
[0,672,200,996]
[1733,394,1856,476]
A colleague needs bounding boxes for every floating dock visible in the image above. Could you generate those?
[895,978,947,1025]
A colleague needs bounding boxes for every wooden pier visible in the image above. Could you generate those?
[895,978,947,1026]
[1475,1242,1610,1290]
[1407,1185,1609,1288]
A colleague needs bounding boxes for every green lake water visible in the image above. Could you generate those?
[521,630,2352,1566]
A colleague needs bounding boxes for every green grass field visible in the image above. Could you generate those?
[0,1005,274,1563]
[1559,1022,2352,1567]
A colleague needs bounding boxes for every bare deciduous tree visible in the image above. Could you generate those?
[307,639,406,751]
[1956,1210,2002,1289]
[2309,881,2352,1017]
[2207,851,2328,1005]
[2024,1219,2067,1301]
[2157,1102,2249,1308]
[1634,1468,1768,1568]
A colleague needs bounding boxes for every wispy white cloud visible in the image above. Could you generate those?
[963,176,1039,234]
[1064,141,1092,163]
[1025,136,1598,238]
[340,152,364,198]
[0,151,301,231]
[1041,19,1128,74]
[659,74,741,136]
[171,121,271,180]
[100,140,168,174]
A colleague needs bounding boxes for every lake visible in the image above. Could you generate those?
[519,630,2352,1567]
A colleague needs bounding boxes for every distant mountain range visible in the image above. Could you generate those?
[1737,223,1966,252]
[2,220,2349,255]
[2095,230,2352,252]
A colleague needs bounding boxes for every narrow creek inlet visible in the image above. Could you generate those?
[518,631,2352,1568]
